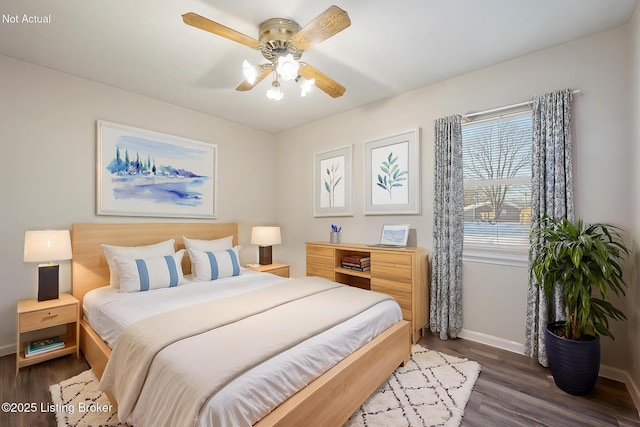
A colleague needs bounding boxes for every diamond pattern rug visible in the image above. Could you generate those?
[345,345,481,426]
[50,345,480,427]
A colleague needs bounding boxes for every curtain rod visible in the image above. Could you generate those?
[462,89,582,122]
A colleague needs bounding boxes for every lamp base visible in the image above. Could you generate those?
[258,246,273,265]
[38,264,59,301]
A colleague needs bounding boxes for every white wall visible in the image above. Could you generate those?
[275,26,634,371]
[628,6,640,404]
[0,55,277,355]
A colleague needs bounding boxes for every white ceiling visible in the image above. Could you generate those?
[1,0,637,134]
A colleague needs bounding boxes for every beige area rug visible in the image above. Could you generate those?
[50,345,480,427]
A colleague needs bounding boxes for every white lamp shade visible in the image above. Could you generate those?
[24,230,72,262]
[251,226,282,246]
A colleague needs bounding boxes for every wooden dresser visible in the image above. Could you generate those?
[306,242,428,343]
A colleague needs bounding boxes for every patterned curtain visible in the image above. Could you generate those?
[430,115,464,340]
[525,89,575,366]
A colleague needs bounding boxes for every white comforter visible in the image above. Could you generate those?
[83,270,402,427]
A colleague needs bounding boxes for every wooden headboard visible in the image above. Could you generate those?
[71,222,238,308]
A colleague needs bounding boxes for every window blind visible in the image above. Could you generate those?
[462,111,532,249]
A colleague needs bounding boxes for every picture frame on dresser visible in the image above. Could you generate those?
[96,120,218,219]
[364,128,421,215]
[313,145,353,217]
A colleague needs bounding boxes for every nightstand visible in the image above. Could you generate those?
[245,263,290,278]
[16,292,80,375]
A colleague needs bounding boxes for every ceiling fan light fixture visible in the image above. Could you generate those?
[266,80,283,101]
[242,60,259,85]
[276,53,300,82]
[183,6,350,99]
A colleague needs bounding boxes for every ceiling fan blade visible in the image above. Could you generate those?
[182,12,260,49]
[290,5,351,51]
[299,65,346,98]
[236,68,272,91]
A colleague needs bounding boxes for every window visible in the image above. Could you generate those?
[462,111,532,264]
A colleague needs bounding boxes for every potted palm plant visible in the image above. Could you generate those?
[530,216,629,395]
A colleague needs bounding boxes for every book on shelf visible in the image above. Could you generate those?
[25,336,64,358]
[340,264,370,272]
[341,261,370,268]
[341,255,370,264]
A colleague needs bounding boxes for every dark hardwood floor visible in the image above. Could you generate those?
[420,331,640,427]
[1,353,89,427]
[1,332,638,426]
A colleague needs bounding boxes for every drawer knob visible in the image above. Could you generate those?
[43,314,58,321]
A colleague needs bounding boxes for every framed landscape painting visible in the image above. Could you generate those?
[96,121,217,218]
[364,128,421,215]
[314,145,353,217]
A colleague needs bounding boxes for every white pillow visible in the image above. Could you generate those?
[183,235,233,252]
[114,250,185,293]
[102,239,175,288]
[183,235,233,274]
[188,247,241,281]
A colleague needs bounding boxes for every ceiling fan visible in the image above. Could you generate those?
[182,5,350,100]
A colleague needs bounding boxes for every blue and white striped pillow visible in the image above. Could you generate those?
[114,250,185,293]
[188,247,241,281]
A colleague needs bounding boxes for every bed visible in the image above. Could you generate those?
[71,222,411,427]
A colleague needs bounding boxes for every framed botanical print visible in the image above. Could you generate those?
[313,145,353,217]
[364,128,421,215]
[97,120,217,218]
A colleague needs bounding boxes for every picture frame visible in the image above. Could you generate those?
[96,120,217,219]
[313,145,353,217]
[364,128,421,215]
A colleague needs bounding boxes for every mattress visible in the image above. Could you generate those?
[83,269,402,427]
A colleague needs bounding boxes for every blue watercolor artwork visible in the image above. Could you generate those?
[97,121,217,218]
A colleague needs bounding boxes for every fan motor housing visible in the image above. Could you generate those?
[258,18,302,61]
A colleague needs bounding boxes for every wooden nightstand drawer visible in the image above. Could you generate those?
[269,266,290,277]
[244,263,290,278]
[16,293,80,375]
[20,304,76,332]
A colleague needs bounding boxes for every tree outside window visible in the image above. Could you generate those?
[462,112,532,249]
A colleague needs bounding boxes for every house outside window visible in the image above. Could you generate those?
[461,111,532,266]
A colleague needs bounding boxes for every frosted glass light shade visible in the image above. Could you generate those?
[242,60,259,84]
[276,54,299,81]
[266,81,283,101]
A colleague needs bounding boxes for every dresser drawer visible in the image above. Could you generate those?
[306,245,334,257]
[371,285,412,319]
[307,265,334,280]
[307,254,334,269]
[371,277,412,293]
[371,263,412,282]
[19,304,76,332]
[371,252,412,266]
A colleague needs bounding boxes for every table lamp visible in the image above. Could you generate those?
[23,230,72,301]
[251,226,281,265]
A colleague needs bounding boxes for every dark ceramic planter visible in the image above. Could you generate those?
[545,321,600,395]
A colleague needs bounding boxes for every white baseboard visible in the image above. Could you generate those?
[0,343,16,358]
[458,329,525,354]
[459,328,640,415]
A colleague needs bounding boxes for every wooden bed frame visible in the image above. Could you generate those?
[71,222,410,426]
